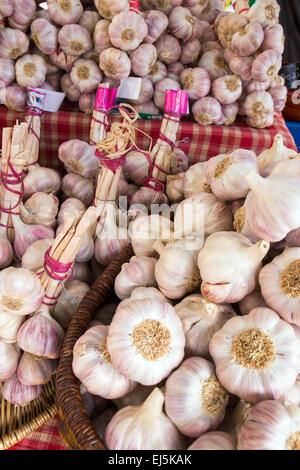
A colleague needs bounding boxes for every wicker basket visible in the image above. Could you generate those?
[0,376,57,449]
[56,245,134,450]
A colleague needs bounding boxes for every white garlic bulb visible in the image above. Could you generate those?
[238,289,267,315]
[30,18,58,55]
[128,214,174,258]
[0,27,29,59]
[99,47,131,80]
[20,193,59,227]
[108,10,148,52]
[114,256,157,300]
[59,139,99,178]
[53,279,89,329]
[257,134,298,176]
[0,340,19,381]
[21,238,54,274]
[0,58,15,88]
[78,10,100,34]
[247,0,280,28]
[125,286,171,305]
[199,49,229,81]
[23,165,61,199]
[15,53,47,88]
[58,24,92,56]
[212,75,242,105]
[166,174,184,203]
[175,294,236,358]
[198,232,270,304]
[48,0,83,25]
[182,161,210,198]
[105,388,186,450]
[3,372,42,406]
[62,173,94,206]
[165,357,229,438]
[94,0,128,20]
[210,308,300,403]
[107,299,185,386]
[70,59,102,93]
[0,310,25,343]
[73,324,137,399]
[17,352,57,386]
[188,432,236,450]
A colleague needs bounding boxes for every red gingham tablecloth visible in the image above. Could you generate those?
[0,105,297,450]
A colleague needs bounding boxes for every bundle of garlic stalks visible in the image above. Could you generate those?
[0,0,287,129]
[72,133,300,451]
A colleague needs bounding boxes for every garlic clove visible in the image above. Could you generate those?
[3,372,42,406]
[17,352,57,386]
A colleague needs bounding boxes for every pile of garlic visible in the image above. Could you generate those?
[72,132,300,451]
[0,0,287,128]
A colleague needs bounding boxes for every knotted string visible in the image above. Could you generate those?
[0,155,25,222]
[43,246,74,282]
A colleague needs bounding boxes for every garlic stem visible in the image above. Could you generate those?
[140,387,164,417]
[243,170,264,190]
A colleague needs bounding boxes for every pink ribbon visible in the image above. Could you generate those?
[43,247,74,282]
[0,155,24,216]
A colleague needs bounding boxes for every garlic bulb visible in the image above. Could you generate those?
[0,228,13,269]
[170,148,189,175]
[200,0,226,24]
[0,0,13,17]
[53,279,89,329]
[252,50,282,82]
[109,10,147,52]
[0,58,15,88]
[24,165,61,198]
[130,187,168,211]
[58,24,92,56]
[0,85,25,111]
[280,377,300,407]
[79,92,96,114]
[247,113,274,129]
[174,192,233,240]
[182,161,210,198]
[48,0,83,25]
[210,308,300,403]
[20,193,59,227]
[257,134,298,176]
[169,6,202,41]
[175,294,236,358]
[105,388,186,450]
[3,372,42,406]
[17,307,65,359]
[132,77,154,105]
[244,91,274,120]
[59,139,99,178]
[62,174,94,206]
[13,215,55,260]
[180,38,201,65]
[131,43,157,77]
[30,18,58,55]
[242,171,300,243]
[269,85,287,112]
[147,60,167,84]
[198,49,229,81]
[181,67,211,100]
[114,256,157,300]
[166,174,184,203]
[0,310,25,343]
[154,77,180,109]
[167,62,185,81]
[215,102,239,126]
[198,232,270,304]
[150,0,183,15]
[244,78,271,94]
[99,47,131,80]
[0,340,19,381]
[155,34,181,65]
[231,22,263,57]
[205,149,258,201]
[261,23,284,54]
[189,432,236,450]
[17,352,57,386]
[107,299,185,385]
[0,267,44,316]
[128,214,174,258]
[94,0,128,20]
[217,12,249,50]
[22,238,54,274]
[259,247,300,327]
[0,27,28,59]
[248,0,280,28]
[192,96,222,125]
[143,10,168,44]
[212,75,242,105]
[16,53,46,88]
[93,19,111,54]
[185,0,208,18]
[73,324,136,399]
[238,400,300,450]
[165,357,229,438]
[202,40,222,53]
[126,286,171,305]
[229,56,253,81]
[57,198,86,226]
[123,150,149,186]
[238,289,267,315]
[265,155,300,178]
[50,50,77,73]
[70,59,102,93]
[78,10,100,34]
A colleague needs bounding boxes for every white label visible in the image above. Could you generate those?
[117,77,142,100]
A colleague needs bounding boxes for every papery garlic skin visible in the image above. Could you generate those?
[229,55,253,82]
[147,60,167,84]
[0,310,25,344]
[205,149,258,201]
[155,34,181,65]
[170,148,189,175]
[30,18,58,55]
[198,232,270,304]
[126,286,171,305]
[99,47,131,80]
[169,6,202,41]
[188,431,236,450]
[259,247,300,327]
[3,372,42,406]
[217,12,249,49]
[143,9,168,44]
[212,75,242,105]
[107,299,185,386]
[238,289,267,316]
[94,0,128,20]
[50,50,77,73]
[131,44,157,78]
[15,53,47,88]
[269,85,287,113]
[59,139,99,178]
[53,279,89,329]
[123,150,149,186]
[78,10,100,33]
[247,0,280,28]
[257,134,298,176]
[128,215,174,258]
[0,58,15,88]
[79,92,96,114]
[105,388,186,450]
[165,357,229,438]
[231,23,264,57]
[261,23,284,54]
[93,19,111,54]
[175,294,236,358]
[48,0,83,25]
[181,67,211,101]
[192,96,222,125]
[114,256,157,300]
[238,400,300,450]
[210,308,300,404]
[70,59,102,93]
[20,193,59,227]
[12,216,55,260]
[21,238,54,273]
[0,27,29,60]
[62,173,94,206]
[17,352,57,386]
[57,198,86,226]
[182,162,210,198]
[215,102,239,126]
[252,50,282,83]
[180,38,201,66]
[198,49,229,81]
[245,90,274,119]
[23,165,61,199]
[73,324,137,399]
[58,24,92,56]
[0,340,19,381]
[0,267,44,316]
[130,187,168,211]
[109,10,147,52]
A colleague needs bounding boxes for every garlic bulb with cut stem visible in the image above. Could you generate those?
[0,267,44,316]
[107,299,185,385]
[169,6,202,41]
[30,18,58,55]
[238,400,300,450]
[155,34,181,65]
[0,27,28,60]
[175,294,236,358]
[73,324,137,399]
[217,12,249,50]
[166,174,184,203]
[247,0,280,28]
[93,19,111,54]
[259,247,300,327]
[212,75,242,105]
[0,310,25,343]
[70,59,102,93]
[131,43,157,77]
[3,372,42,406]
[143,9,168,44]
[188,432,236,450]
[57,198,86,226]
[52,279,89,329]
[99,47,131,80]
[22,238,54,273]
[0,58,15,88]
[105,388,186,450]
[78,10,100,34]
[154,77,180,109]
[181,67,210,101]
[182,161,210,198]
[15,53,47,88]
[129,214,174,258]
[0,84,25,111]
[48,0,83,25]
[261,23,284,54]
[192,96,222,125]
[20,193,59,228]
[205,149,258,201]
[252,50,282,83]
[0,340,19,381]
[17,307,65,359]
[23,165,61,199]
[244,91,274,120]
[59,139,99,178]
[154,240,201,300]
[12,215,55,260]
[147,60,167,84]
[17,352,57,386]
[238,289,267,315]
[58,24,92,56]
[243,171,300,242]
[62,174,94,206]
[180,38,201,65]
[210,308,300,403]
[94,0,128,20]
[257,134,298,176]
[198,49,229,81]
[198,232,270,304]
[231,22,264,57]
[114,256,157,300]
[123,150,149,186]
[108,10,147,52]
[165,357,229,438]
[215,102,239,126]
[247,113,274,130]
